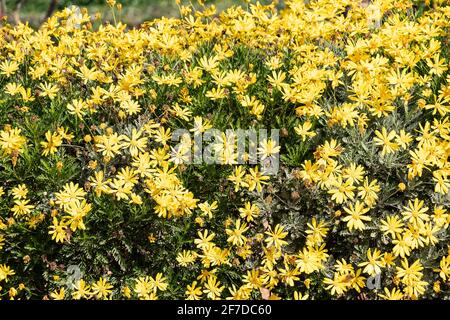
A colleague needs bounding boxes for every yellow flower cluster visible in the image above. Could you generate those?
[0,126,26,166]
[0,0,449,300]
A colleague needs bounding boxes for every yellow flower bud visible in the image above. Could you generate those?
[147,233,156,243]
[123,286,131,298]
[195,216,204,226]
[23,255,31,264]
[9,287,17,298]
[433,281,441,293]
[304,279,311,289]
[56,161,63,172]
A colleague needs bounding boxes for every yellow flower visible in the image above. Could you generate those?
[191,116,212,135]
[226,219,249,246]
[198,200,218,219]
[433,171,449,195]
[396,130,413,149]
[267,70,287,91]
[54,182,87,210]
[328,177,355,204]
[152,74,183,87]
[358,248,384,276]
[62,199,91,232]
[373,127,399,156]
[342,201,371,231]
[264,224,288,249]
[323,273,351,296]
[186,281,203,300]
[357,178,380,207]
[246,166,270,192]
[392,233,412,258]
[50,288,66,300]
[198,55,220,73]
[305,218,329,246]
[0,127,26,155]
[0,60,20,77]
[294,121,316,141]
[396,259,424,284]
[11,199,35,217]
[72,279,92,300]
[203,275,224,300]
[380,215,404,238]
[426,53,448,76]
[122,286,131,299]
[41,131,63,156]
[295,247,324,274]
[0,264,15,282]
[48,217,67,243]
[67,99,87,119]
[258,138,281,160]
[92,277,113,299]
[228,166,249,192]
[205,87,227,100]
[121,128,147,157]
[194,230,215,250]
[238,202,260,222]
[11,184,28,200]
[89,170,111,197]
[401,198,429,225]
[176,250,197,267]
[38,82,59,100]
[9,287,17,299]
[378,287,403,300]
[436,256,450,281]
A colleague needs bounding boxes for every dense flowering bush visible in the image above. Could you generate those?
[0,0,450,300]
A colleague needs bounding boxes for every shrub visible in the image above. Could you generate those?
[0,0,449,300]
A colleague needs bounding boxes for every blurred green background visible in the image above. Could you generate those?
[2,0,278,26]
